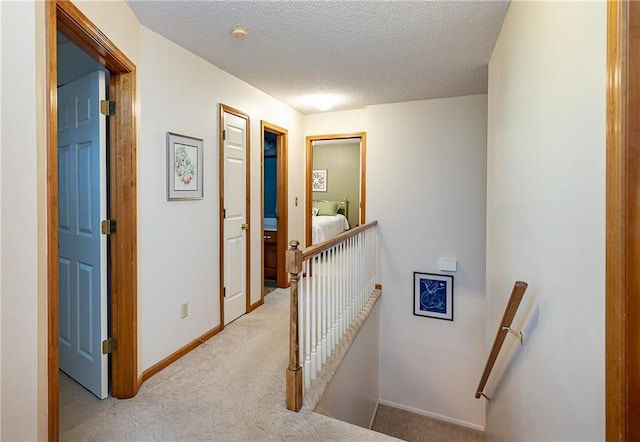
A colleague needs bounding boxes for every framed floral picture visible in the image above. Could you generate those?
[167,132,203,200]
[312,169,327,192]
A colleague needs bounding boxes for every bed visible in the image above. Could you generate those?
[312,199,350,244]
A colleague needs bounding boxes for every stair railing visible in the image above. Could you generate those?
[475,281,528,401]
[286,221,378,411]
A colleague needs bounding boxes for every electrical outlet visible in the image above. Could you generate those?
[181,302,188,319]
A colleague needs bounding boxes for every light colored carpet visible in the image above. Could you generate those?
[60,288,396,441]
[371,404,486,442]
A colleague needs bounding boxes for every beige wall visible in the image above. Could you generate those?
[0,0,305,435]
[485,1,606,440]
[1,1,46,439]
[315,301,380,428]
[305,94,488,429]
[137,27,304,368]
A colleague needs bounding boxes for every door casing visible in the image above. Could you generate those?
[305,132,367,247]
[47,2,138,440]
[606,1,640,439]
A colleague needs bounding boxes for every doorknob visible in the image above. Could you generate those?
[241,223,249,231]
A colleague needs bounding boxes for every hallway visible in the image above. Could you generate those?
[59,289,394,440]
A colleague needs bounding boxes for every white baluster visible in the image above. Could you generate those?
[310,257,317,382]
[304,260,311,389]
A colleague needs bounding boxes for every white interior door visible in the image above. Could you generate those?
[223,110,249,325]
[58,71,108,399]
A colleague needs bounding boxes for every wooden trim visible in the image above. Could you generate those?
[48,1,138,438]
[606,1,629,440]
[140,325,222,382]
[218,105,225,328]
[248,299,264,313]
[475,281,528,400]
[219,104,251,325]
[108,69,138,399]
[260,121,265,297]
[56,1,134,73]
[46,3,59,440]
[285,240,303,411]
[305,132,366,247]
[359,133,367,225]
[261,121,289,290]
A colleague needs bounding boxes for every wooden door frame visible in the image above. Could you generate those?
[606,0,640,439]
[305,132,367,247]
[47,1,138,439]
[261,121,289,290]
[219,104,251,323]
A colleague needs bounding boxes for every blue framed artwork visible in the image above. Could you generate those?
[413,272,454,321]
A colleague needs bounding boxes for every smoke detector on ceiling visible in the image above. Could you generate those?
[230,26,249,39]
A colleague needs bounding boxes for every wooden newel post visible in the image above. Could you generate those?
[286,240,303,411]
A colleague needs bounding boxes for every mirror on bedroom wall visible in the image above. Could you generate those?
[305,133,366,247]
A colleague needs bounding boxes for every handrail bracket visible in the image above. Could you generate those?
[501,326,524,345]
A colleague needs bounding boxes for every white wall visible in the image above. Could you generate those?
[304,95,488,429]
[0,0,305,433]
[315,301,380,429]
[0,1,43,439]
[485,2,606,441]
[74,0,306,370]
[369,96,488,429]
[137,27,304,369]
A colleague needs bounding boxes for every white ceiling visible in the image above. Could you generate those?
[125,1,510,114]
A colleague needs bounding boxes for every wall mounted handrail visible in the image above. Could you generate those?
[475,281,528,400]
[286,221,378,411]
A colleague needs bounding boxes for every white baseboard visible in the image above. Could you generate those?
[368,400,380,430]
[377,399,485,432]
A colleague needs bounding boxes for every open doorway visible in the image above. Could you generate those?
[261,121,289,294]
[47,2,138,439]
[56,32,111,428]
[305,133,366,247]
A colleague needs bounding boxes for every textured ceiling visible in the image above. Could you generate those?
[125,1,509,114]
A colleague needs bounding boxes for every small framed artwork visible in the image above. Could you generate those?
[167,132,203,200]
[413,272,454,321]
[312,169,327,192]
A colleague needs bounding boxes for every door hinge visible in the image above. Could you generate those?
[102,337,117,354]
[223,129,226,141]
[100,100,116,116]
[101,219,117,235]
[223,208,226,219]
[224,287,226,297]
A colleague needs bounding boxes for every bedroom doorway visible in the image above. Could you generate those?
[48,1,139,439]
[261,121,289,293]
[305,133,366,247]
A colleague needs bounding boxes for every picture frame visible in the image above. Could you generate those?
[312,169,327,192]
[167,132,203,200]
[413,272,454,321]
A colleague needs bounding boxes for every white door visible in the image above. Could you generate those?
[58,71,108,399]
[223,109,249,325]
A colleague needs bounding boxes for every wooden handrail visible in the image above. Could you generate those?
[475,281,528,400]
[301,221,378,261]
